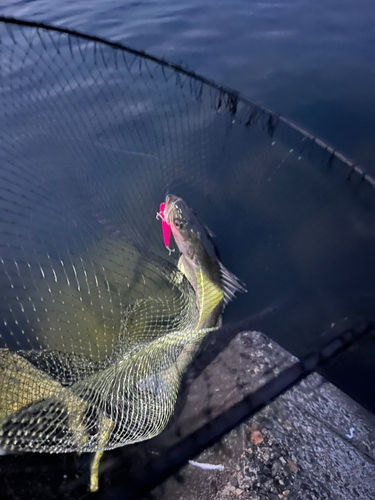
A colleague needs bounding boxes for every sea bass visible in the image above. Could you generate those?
[161,195,246,329]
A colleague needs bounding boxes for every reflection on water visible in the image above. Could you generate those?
[3,0,375,170]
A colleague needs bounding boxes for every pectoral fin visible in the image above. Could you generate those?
[219,261,247,305]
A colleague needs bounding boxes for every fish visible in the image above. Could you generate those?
[161,194,246,329]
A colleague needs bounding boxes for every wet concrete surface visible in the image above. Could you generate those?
[147,331,375,500]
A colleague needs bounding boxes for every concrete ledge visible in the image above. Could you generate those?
[148,331,375,500]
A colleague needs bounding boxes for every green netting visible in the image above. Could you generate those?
[0,19,220,456]
[0,17,375,498]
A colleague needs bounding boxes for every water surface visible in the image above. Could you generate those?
[3,0,375,171]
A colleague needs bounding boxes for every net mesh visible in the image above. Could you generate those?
[0,17,375,497]
[0,19,217,453]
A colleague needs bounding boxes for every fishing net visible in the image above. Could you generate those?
[0,17,375,499]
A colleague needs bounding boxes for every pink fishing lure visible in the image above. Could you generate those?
[159,202,171,248]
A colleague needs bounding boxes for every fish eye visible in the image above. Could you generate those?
[174,219,183,228]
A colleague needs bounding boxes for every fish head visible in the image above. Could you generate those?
[163,194,208,262]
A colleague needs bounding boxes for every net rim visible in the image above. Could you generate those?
[0,15,373,189]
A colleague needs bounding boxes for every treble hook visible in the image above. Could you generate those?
[166,246,175,256]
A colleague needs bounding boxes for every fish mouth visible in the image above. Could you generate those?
[164,194,179,224]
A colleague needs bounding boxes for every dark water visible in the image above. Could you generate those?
[0,5,374,497]
[1,1,374,406]
[4,0,375,172]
